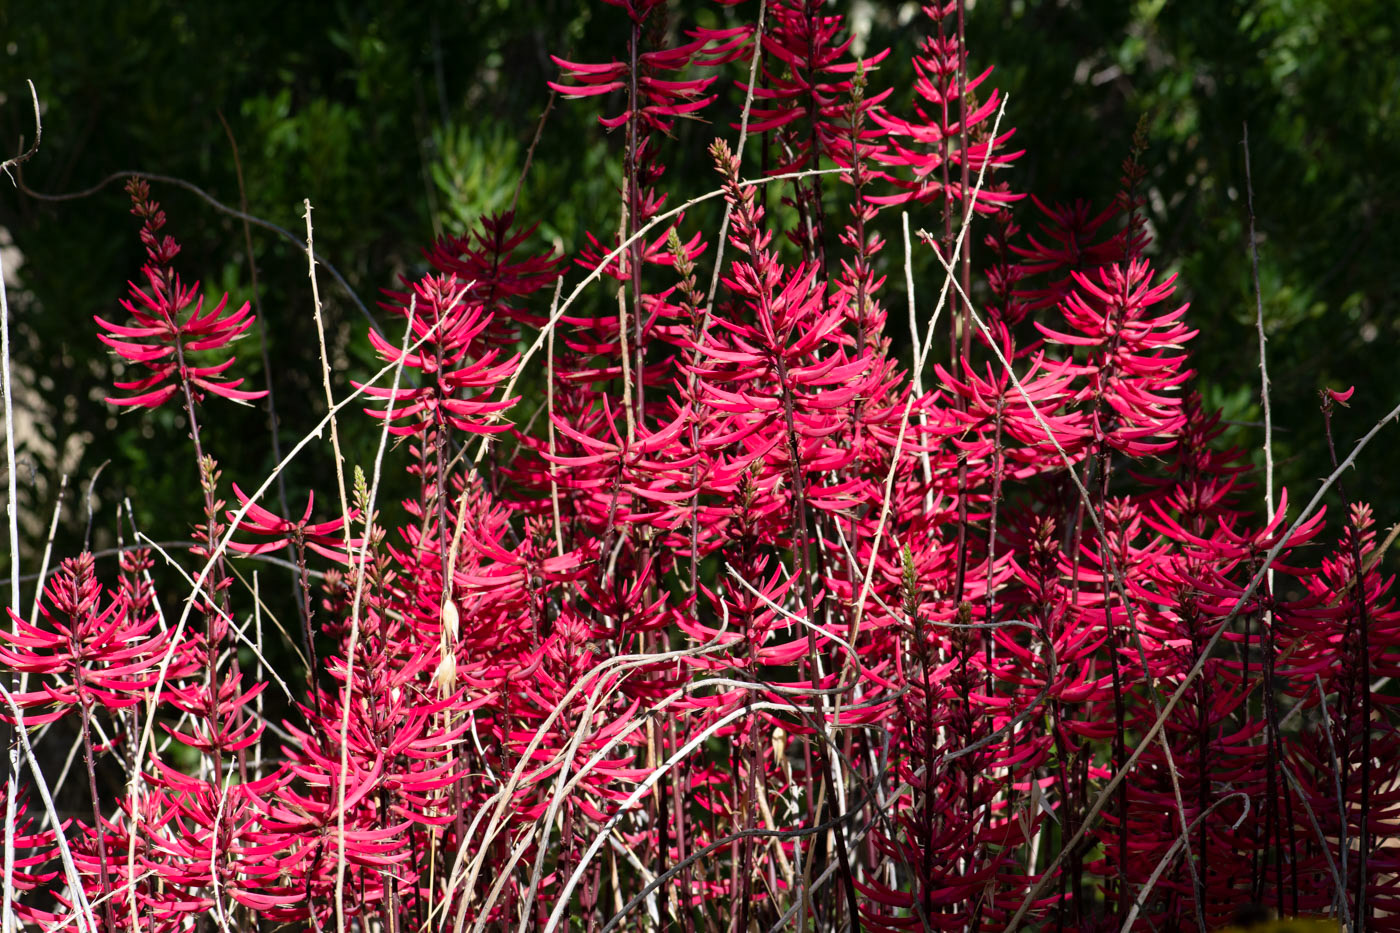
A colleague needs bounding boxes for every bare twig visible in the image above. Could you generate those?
[323,229,412,933]
[81,459,108,552]
[1119,794,1251,931]
[0,80,41,183]
[303,199,354,562]
[1243,122,1274,519]
[452,642,742,931]
[1363,521,1400,575]
[545,278,565,557]
[603,812,860,933]
[27,473,66,625]
[0,682,97,933]
[702,0,769,319]
[903,211,934,505]
[19,171,383,336]
[0,538,318,589]
[1279,755,1353,932]
[137,533,297,702]
[510,91,556,216]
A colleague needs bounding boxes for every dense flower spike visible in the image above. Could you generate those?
[747,0,891,172]
[359,273,520,436]
[0,553,167,724]
[94,178,268,408]
[420,212,563,349]
[11,4,1400,932]
[869,1,1020,215]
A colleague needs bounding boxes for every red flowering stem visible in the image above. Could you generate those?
[957,0,972,361]
[171,305,211,482]
[835,74,876,654]
[1323,398,1372,926]
[905,575,938,916]
[1079,255,1159,917]
[983,395,1005,692]
[948,6,973,614]
[847,117,871,354]
[938,14,956,362]
[1096,450,1130,919]
[172,320,244,790]
[951,455,971,609]
[803,3,827,274]
[294,536,319,681]
[76,673,117,933]
[627,19,645,429]
[771,351,861,930]
[656,240,701,919]
[167,323,243,781]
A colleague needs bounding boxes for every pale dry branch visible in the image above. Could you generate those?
[333,293,418,933]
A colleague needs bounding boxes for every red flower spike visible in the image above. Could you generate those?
[0,553,170,723]
[549,30,736,134]
[95,179,268,409]
[868,2,1022,214]
[358,273,521,436]
[418,212,563,350]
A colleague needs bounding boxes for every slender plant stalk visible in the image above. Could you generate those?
[215,110,302,625]
[1322,398,1373,927]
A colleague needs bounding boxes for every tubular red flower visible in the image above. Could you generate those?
[227,484,363,562]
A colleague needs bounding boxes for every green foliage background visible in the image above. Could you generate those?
[0,0,1395,623]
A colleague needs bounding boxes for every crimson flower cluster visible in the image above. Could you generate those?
[8,3,1397,932]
